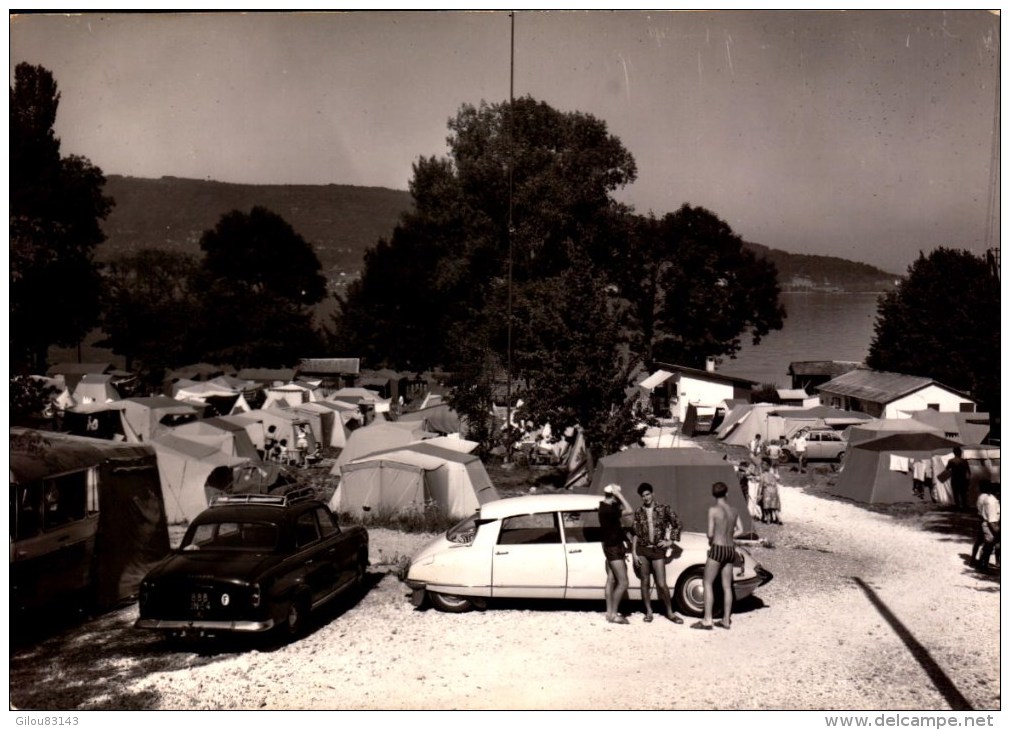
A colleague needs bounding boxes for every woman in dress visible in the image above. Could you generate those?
[760,464,782,525]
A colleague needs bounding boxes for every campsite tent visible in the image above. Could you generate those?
[72,373,121,404]
[587,448,754,534]
[171,417,264,460]
[10,429,170,610]
[291,402,350,448]
[899,410,991,446]
[845,418,945,446]
[119,397,201,442]
[262,382,318,409]
[332,420,434,473]
[62,402,128,441]
[398,403,462,435]
[331,441,500,518]
[717,404,803,447]
[830,432,964,505]
[151,433,268,523]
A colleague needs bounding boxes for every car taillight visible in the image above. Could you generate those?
[250,583,261,608]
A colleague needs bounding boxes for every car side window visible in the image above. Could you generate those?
[315,507,339,538]
[498,512,561,545]
[295,511,321,547]
[561,510,602,544]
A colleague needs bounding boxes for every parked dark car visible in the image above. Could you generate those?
[134,488,368,640]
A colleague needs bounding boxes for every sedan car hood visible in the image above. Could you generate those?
[149,551,280,582]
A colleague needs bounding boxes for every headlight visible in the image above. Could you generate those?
[221,592,230,607]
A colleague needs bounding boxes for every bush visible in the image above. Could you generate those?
[335,502,457,534]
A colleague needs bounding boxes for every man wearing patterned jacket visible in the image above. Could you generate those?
[631,482,684,624]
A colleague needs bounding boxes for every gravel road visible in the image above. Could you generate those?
[9,465,1001,711]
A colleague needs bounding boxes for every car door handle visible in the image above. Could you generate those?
[305,559,315,565]
[568,549,582,554]
[494,551,509,556]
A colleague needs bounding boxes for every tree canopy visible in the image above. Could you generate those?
[618,205,785,370]
[335,96,785,457]
[97,249,201,374]
[867,247,1000,414]
[191,206,327,367]
[10,63,113,371]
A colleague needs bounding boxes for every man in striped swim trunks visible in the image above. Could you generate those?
[692,481,740,631]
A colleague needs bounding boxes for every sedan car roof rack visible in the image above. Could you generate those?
[211,486,317,507]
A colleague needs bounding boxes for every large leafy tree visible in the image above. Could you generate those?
[10,63,113,371]
[867,248,1000,415]
[97,250,201,373]
[617,205,785,370]
[334,96,637,371]
[192,206,327,367]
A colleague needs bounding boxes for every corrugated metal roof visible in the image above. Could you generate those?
[298,358,360,374]
[788,361,864,377]
[817,369,952,403]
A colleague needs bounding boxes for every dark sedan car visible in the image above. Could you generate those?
[135,488,368,639]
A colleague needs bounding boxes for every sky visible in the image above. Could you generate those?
[9,10,1001,273]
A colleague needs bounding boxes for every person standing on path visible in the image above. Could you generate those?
[971,480,1000,572]
[599,483,633,624]
[794,432,808,473]
[947,446,972,511]
[692,481,740,631]
[760,464,783,525]
[631,482,684,624]
[749,433,764,465]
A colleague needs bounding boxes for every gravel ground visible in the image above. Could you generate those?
[9,458,1001,710]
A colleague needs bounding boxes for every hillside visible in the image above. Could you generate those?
[99,175,413,284]
[98,176,896,293]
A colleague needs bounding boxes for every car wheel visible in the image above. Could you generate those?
[283,594,311,638]
[778,450,792,464]
[428,591,474,613]
[673,566,707,617]
[836,450,845,462]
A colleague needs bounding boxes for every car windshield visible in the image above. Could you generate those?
[446,514,480,544]
[181,521,279,552]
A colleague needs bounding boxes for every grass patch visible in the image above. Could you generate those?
[335,503,458,534]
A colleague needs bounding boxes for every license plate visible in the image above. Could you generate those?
[190,591,210,611]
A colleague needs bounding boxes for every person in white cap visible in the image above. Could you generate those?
[599,483,633,624]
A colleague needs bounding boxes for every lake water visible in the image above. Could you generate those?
[715,291,884,388]
[56,291,884,390]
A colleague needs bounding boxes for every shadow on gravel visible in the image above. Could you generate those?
[11,570,389,709]
[852,576,973,711]
[10,606,229,710]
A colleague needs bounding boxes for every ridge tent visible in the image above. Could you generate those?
[899,409,991,446]
[331,441,499,518]
[830,432,963,505]
[171,417,263,460]
[151,432,266,523]
[291,402,350,448]
[718,404,803,447]
[332,421,435,473]
[714,403,752,439]
[844,418,945,446]
[587,448,754,534]
[63,402,128,441]
[262,382,318,409]
[72,373,121,405]
[10,428,170,610]
[119,397,201,443]
[398,403,462,435]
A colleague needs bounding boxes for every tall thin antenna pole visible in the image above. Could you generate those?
[505,10,515,463]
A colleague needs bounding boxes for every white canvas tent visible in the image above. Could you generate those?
[262,382,318,409]
[151,433,261,523]
[718,404,802,446]
[330,441,499,519]
[332,420,434,473]
[72,373,121,404]
[291,402,350,449]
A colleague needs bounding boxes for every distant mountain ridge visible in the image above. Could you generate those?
[99,175,897,292]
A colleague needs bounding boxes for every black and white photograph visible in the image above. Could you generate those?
[9,9,1001,714]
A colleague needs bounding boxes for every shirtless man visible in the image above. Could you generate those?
[692,481,740,630]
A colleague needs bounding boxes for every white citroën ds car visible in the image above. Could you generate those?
[405,493,772,615]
